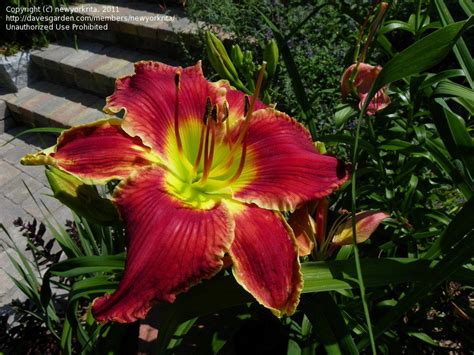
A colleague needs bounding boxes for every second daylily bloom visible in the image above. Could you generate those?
[22,61,349,323]
[290,198,388,259]
[331,211,390,246]
[341,62,390,115]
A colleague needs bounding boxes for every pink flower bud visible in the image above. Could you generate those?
[341,63,390,115]
[331,211,389,246]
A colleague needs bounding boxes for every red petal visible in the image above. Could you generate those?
[42,119,151,183]
[228,203,302,316]
[105,61,226,159]
[231,109,350,211]
[92,167,234,323]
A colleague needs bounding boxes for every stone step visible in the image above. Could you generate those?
[3,81,113,128]
[30,39,177,97]
[65,1,204,55]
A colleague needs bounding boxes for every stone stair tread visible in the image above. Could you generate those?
[31,39,177,75]
[4,2,214,129]
[4,81,113,128]
[30,39,178,97]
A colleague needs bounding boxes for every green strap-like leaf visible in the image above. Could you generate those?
[358,228,474,351]
[423,137,473,198]
[2,127,63,146]
[373,17,474,91]
[434,0,474,88]
[140,258,474,327]
[424,196,474,259]
[419,69,465,89]
[460,0,474,16]
[430,98,474,186]
[49,254,125,275]
[302,293,359,354]
[434,80,474,101]
[380,20,415,35]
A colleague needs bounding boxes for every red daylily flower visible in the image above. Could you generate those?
[22,61,349,323]
[341,63,390,115]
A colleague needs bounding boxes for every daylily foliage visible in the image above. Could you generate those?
[21,61,348,323]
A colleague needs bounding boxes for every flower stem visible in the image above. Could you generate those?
[352,103,377,355]
[359,2,389,63]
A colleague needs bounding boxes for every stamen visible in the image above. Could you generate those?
[240,62,267,137]
[211,105,218,123]
[225,118,232,149]
[220,101,229,125]
[227,140,247,185]
[213,62,267,175]
[174,71,183,154]
[193,124,206,172]
[194,62,267,188]
[203,119,211,170]
[193,97,212,172]
[244,95,250,117]
[203,97,212,125]
[200,119,216,184]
